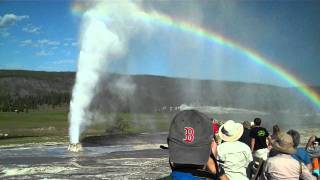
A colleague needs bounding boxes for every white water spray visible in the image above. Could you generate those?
[69,1,145,144]
[69,19,121,143]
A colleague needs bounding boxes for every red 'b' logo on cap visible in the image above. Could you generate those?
[184,127,195,143]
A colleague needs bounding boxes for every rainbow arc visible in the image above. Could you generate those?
[72,5,320,110]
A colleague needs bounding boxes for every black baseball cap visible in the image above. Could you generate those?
[168,110,213,165]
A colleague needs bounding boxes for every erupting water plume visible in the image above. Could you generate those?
[69,18,119,144]
[68,143,83,152]
[68,1,145,145]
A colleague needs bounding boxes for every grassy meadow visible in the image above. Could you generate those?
[0,110,173,146]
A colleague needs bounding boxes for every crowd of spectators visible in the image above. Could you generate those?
[165,109,319,180]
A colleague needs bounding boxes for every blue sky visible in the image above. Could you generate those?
[0,1,78,71]
[0,0,319,87]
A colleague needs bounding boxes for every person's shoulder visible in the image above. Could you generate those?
[296,147,306,153]
[259,126,268,133]
[296,147,311,158]
[266,155,280,163]
[250,127,258,133]
[218,141,230,149]
[236,141,251,151]
[218,141,237,151]
[258,126,266,130]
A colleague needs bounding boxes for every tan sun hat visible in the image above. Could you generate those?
[272,132,296,154]
[218,120,244,142]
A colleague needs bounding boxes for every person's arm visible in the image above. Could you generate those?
[218,174,229,180]
[267,135,272,149]
[207,140,229,180]
[251,138,255,152]
[207,139,218,173]
[207,157,230,180]
[206,156,217,174]
[306,136,316,150]
[211,138,218,157]
[306,163,312,171]
[300,164,314,180]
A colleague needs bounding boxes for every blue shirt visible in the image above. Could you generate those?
[292,147,311,165]
[171,171,206,180]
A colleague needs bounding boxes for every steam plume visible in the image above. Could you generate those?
[69,1,141,144]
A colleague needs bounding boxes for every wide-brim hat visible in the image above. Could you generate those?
[272,133,296,154]
[168,110,213,165]
[218,120,244,142]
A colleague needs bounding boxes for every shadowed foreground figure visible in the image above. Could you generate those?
[167,110,229,180]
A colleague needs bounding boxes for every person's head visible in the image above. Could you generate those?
[167,110,213,166]
[273,125,281,135]
[243,121,251,129]
[218,120,244,142]
[287,129,300,148]
[272,132,296,154]
[254,118,261,126]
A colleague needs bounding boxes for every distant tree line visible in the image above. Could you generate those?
[0,92,70,112]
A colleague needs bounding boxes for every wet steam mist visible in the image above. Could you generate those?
[69,1,319,144]
[69,1,142,144]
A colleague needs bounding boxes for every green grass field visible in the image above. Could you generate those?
[0,110,172,146]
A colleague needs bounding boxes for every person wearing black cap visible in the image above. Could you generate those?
[167,110,229,180]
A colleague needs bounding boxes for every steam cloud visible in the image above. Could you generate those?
[68,1,316,144]
[69,1,143,144]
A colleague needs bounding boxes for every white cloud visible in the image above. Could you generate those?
[35,50,50,56]
[71,42,78,46]
[20,39,61,47]
[20,39,33,46]
[64,38,74,41]
[22,24,41,34]
[61,41,78,47]
[0,14,29,28]
[52,59,74,65]
[0,29,9,37]
[37,39,60,46]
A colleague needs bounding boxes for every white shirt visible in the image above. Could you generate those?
[218,141,253,180]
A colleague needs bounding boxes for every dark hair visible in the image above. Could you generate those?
[287,129,300,148]
[273,125,281,135]
[254,118,261,126]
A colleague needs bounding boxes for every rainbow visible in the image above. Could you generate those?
[71,4,320,110]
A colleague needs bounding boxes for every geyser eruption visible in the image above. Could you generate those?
[68,1,143,148]
[69,18,122,144]
[68,143,83,152]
